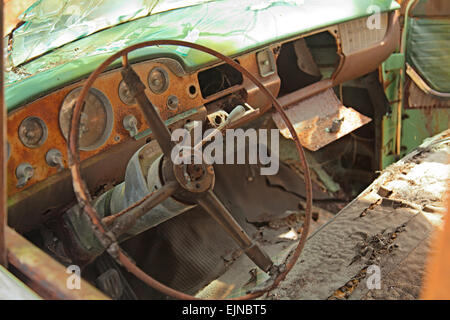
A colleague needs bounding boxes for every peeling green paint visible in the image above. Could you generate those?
[381,61,401,168]
[381,0,450,169]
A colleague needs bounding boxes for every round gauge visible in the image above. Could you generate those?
[118,80,136,105]
[148,67,169,94]
[18,116,48,148]
[59,87,114,151]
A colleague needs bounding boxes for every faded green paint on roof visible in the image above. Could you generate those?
[5,0,400,111]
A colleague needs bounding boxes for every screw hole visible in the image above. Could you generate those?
[214,115,223,125]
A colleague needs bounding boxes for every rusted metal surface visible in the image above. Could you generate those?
[202,51,280,111]
[240,48,281,113]
[5,226,109,300]
[0,264,41,299]
[273,88,372,151]
[8,137,145,233]
[0,0,7,267]
[67,40,313,300]
[6,59,202,197]
[8,107,205,235]
[7,50,277,198]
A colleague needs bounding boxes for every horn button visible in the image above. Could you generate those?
[173,162,215,194]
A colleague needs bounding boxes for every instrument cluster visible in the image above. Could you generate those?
[11,18,385,197]
[6,58,205,196]
[6,49,280,197]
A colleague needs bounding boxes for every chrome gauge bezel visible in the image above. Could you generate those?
[118,80,136,105]
[18,116,48,148]
[59,87,114,151]
[148,66,169,94]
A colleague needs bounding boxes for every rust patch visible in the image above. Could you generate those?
[5,226,109,299]
[273,88,372,151]
[7,60,202,196]
[359,198,382,218]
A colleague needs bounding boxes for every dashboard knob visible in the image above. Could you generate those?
[16,163,34,188]
[122,115,139,137]
[46,149,65,171]
[166,95,179,111]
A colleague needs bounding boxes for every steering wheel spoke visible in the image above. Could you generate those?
[197,190,274,273]
[120,63,174,158]
[105,181,179,237]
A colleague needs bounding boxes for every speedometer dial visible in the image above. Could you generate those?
[59,87,114,151]
[18,116,48,148]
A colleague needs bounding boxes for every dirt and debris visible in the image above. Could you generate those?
[196,202,335,299]
[358,198,382,218]
[267,130,449,300]
[198,130,449,300]
[377,186,393,198]
[328,224,406,300]
[349,224,406,266]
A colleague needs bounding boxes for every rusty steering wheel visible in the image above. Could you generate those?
[68,40,313,300]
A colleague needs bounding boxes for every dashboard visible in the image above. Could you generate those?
[7,51,280,197]
[6,11,399,232]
